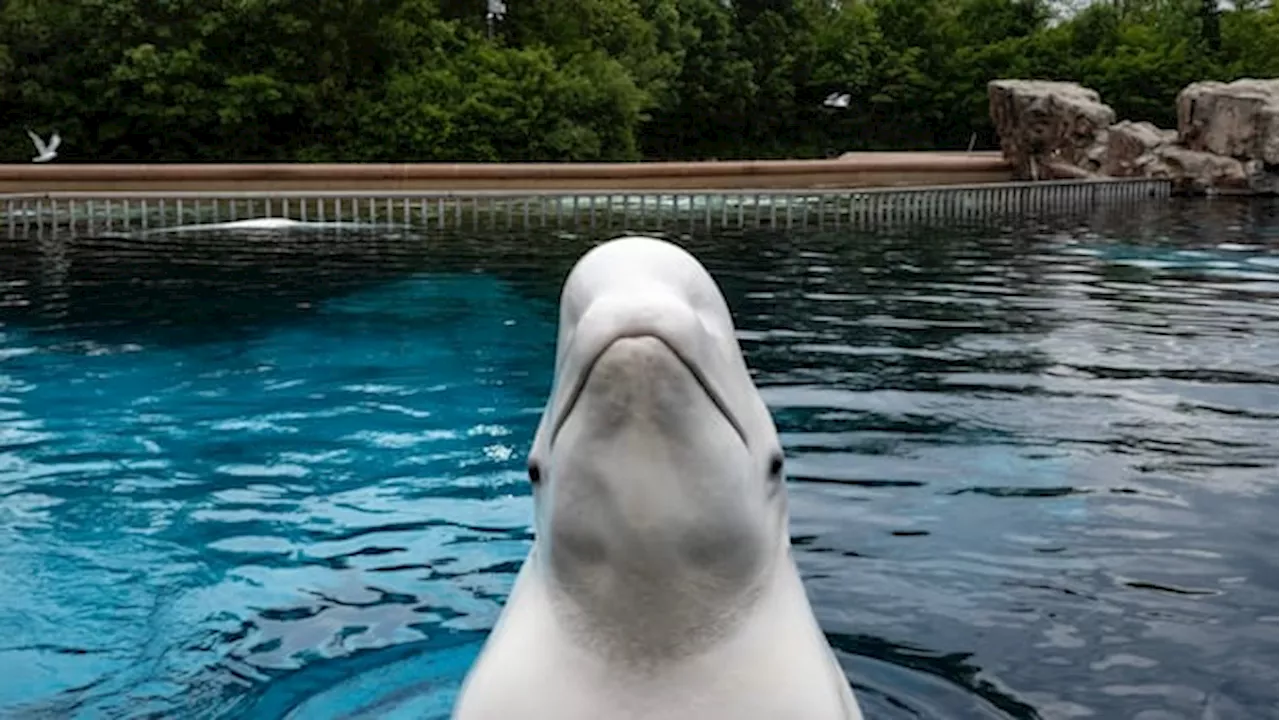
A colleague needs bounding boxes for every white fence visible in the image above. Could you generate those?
[2,178,1172,239]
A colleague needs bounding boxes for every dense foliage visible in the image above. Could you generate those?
[0,0,1274,162]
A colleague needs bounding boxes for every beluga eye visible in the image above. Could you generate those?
[528,459,543,485]
[768,451,784,478]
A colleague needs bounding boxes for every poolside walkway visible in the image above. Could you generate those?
[0,152,1012,193]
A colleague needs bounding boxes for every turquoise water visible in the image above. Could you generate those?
[0,199,1276,719]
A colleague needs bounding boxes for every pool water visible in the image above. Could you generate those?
[0,199,1276,719]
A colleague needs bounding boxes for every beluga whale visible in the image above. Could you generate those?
[453,236,864,720]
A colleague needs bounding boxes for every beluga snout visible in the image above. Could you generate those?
[549,285,746,448]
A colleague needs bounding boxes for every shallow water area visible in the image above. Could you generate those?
[0,199,1276,719]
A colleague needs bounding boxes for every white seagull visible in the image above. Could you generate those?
[26,129,61,163]
[823,92,851,109]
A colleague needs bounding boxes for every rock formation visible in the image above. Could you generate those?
[1146,145,1252,194]
[988,80,1115,180]
[1173,79,1278,194]
[1178,79,1278,165]
[988,77,1279,195]
[1103,121,1176,178]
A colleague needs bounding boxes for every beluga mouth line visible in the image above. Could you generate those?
[549,328,748,449]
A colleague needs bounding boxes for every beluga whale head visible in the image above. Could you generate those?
[454,235,863,720]
[526,235,789,658]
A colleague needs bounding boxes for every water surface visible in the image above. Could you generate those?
[0,199,1276,719]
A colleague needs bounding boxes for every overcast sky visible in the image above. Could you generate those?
[1050,0,1251,15]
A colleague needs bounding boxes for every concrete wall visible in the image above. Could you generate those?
[0,153,1012,193]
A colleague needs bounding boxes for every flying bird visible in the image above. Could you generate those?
[823,92,851,109]
[26,129,60,163]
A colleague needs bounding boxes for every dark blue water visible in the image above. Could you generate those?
[1,199,1276,720]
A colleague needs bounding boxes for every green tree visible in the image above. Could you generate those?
[0,0,1275,162]
[641,0,756,158]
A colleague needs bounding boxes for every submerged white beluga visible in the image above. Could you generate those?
[454,236,864,720]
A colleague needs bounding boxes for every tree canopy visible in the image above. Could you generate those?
[0,0,1274,162]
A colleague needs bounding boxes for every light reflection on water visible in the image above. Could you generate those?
[0,198,1275,719]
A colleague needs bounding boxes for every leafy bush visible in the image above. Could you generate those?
[0,0,1274,161]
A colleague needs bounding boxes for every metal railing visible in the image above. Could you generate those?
[2,178,1172,239]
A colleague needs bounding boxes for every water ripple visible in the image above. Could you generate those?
[0,199,1276,719]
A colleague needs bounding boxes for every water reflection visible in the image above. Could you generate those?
[0,198,1275,719]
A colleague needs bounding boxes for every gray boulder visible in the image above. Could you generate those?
[1177,79,1278,165]
[1141,146,1250,195]
[987,77,1279,195]
[988,79,1115,179]
[1104,120,1177,177]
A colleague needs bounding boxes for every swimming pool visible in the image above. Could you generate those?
[0,199,1276,719]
